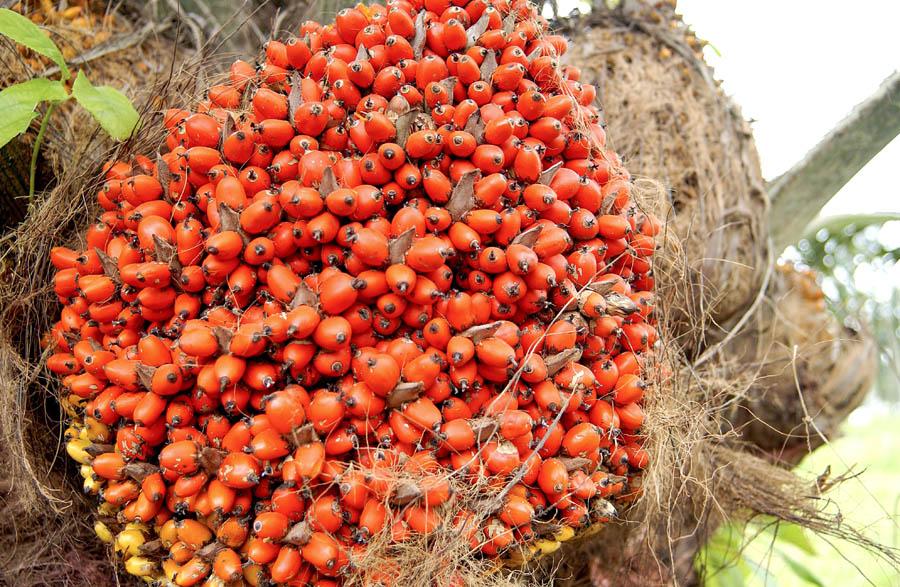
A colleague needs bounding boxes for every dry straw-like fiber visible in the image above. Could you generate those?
[565,1,769,357]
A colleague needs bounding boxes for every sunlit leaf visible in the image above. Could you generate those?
[0,8,70,79]
[775,523,816,555]
[71,72,140,140]
[780,555,825,587]
[0,79,68,147]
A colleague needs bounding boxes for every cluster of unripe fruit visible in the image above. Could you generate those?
[50,0,658,584]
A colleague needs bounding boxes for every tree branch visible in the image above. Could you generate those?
[769,70,900,250]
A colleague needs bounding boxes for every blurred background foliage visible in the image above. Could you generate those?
[699,217,900,586]
[791,216,900,405]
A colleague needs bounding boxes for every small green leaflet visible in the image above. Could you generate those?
[703,557,756,587]
[71,72,140,141]
[0,78,68,148]
[780,555,825,587]
[0,8,70,80]
[774,523,816,556]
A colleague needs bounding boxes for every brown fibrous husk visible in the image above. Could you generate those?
[562,1,876,465]
[724,263,878,464]
[565,1,769,356]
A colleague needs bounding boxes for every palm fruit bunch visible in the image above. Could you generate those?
[48,0,659,584]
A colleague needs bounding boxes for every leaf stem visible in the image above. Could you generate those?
[29,102,55,200]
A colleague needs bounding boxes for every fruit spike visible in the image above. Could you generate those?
[49,0,659,583]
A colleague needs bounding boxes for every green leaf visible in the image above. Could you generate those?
[0,79,68,147]
[703,556,757,587]
[71,72,140,140]
[0,107,39,149]
[775,524,816,556]
[0,9,70,80]
[780,554,825,587]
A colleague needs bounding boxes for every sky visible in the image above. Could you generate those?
[664,2,900,416]
[675,0,900,218]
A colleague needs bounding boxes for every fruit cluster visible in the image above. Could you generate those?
[49,0,659,584]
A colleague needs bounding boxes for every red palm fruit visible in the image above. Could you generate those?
[270,546,302,583]
[358,498,388,539]
[614,373,646,404]
[217,517,250,548]
[264,264,301,303]
[249,428,290,460]
[404,504,440,535]
[308,390,345,434]
[588,399,618,433]
[247,537,281,565]
[616,402,645,431]
[483,441,521,475]
[252,511,290,540]
[498,410,533,440]
[213,548,243,582]
[350,227,389,266]
[287,442,325,483]
[403,397,442,431]
[158,440,200,475]
[446,335,475,366]
[538,458,569,496]
[475,337,516,368]
[499,494,535,528]
[317,273,359,315]
[405,236,453,272]
[354,352,400,396]
[313,316,352,351]
[301,531,343,574]
[440,418,475,451]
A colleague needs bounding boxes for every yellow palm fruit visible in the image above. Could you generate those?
[124,556,157,577]
[535,538,562,555]
[78,426,90,441]
[62,394,85,416]
[83,474,102,494]
[553,525,575,542]
[97,501,118,516]
[159,518,179,547]
[94,521,114,543]
[65,438,92,465]
[125,522,150,533]
[161,558,181,581]
[115,528,146,557]
[82,417,110,442]
[63,425,79,442]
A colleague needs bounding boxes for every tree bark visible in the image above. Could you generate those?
[768,71,900,250]
[0,138,38,232]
